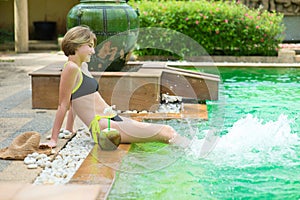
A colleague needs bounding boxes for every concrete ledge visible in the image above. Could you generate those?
[167,61,300,68]
[278,49,296,63]
[137,54,300,64]
[121,103,208,121]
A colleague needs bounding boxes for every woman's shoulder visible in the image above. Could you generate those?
[63,61,80,73]
[64,61,78,69]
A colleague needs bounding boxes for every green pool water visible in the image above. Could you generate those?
[108,67,300,199]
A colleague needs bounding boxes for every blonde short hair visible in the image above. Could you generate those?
[61,25,97,56]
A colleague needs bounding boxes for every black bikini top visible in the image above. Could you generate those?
[70,68,99,100]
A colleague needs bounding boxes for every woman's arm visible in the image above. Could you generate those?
[48,62,79,147]
[66,105,76,133]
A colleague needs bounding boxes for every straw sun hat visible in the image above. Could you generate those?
[0,131,52,160]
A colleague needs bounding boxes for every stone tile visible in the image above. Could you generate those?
[70,145,130,198]
[0,182,24,200]
[0,161,41,183]
[295,55,300,62]
[0,182,101,200]
[70,145,130,184]
[8,98,36,113]
[0,85,28,101]
[0,118,31,143]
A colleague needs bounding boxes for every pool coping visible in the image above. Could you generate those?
[164,61,300,68]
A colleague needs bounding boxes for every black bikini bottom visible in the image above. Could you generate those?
[111,115,123,121]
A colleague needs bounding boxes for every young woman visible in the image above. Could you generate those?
[45,25,187,148]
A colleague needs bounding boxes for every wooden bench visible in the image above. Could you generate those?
[30,62,62,109]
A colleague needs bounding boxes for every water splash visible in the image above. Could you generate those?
[189,114,299,167]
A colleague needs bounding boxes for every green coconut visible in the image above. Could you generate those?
[98,128,121,151]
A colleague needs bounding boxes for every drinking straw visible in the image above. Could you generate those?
[108,118,111,131]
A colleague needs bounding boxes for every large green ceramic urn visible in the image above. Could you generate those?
[67,0,139,71]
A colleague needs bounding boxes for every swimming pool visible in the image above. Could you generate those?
[108,67,300,199]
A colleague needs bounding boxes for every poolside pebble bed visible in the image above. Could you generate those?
[33,128,93,185]
[30,98,182,185]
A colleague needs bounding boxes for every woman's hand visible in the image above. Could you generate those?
[40,139,57,148]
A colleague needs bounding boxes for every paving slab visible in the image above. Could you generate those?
[0,182,101,200]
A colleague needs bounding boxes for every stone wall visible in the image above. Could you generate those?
[238,0,300,41]
[240,0,300,15]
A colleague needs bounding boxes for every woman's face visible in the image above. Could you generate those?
[76,40,95,62]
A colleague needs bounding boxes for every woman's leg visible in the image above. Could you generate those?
[99,117,190,147]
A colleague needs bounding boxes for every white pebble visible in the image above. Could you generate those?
[139,110,148,113]
[63,130,72,135]
[27,164,38,169]
[36,154,47,160]
[58,133,65,139]
[51,149,56,155]
[37,160,46,168]
[64,134,72,139]
[45,161,52,168]
[24,157,36,165]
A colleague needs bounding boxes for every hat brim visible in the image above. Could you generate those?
[38,144,52,155]
[0,144,52,160]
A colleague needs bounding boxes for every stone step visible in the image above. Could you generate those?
[0,40,59,51]
[29,40,59,51]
